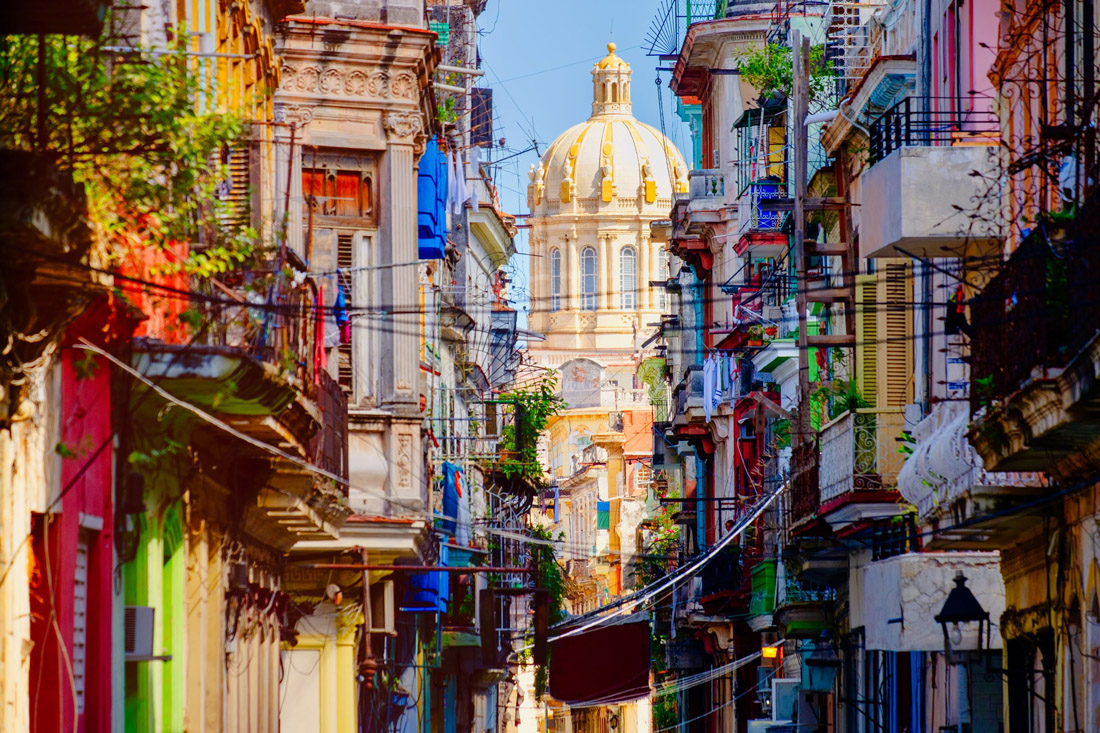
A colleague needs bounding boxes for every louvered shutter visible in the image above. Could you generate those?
[875,262,913,407]
[73,533,90,713]
[855,274,879,406]
[218,143,254,230]
[337,233,354,392]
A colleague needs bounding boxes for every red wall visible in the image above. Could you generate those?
[30,302,125,733]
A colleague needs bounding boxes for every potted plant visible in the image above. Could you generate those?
[747,324,764,347]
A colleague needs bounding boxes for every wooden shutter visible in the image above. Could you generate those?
[337,233,354,392]
[855,274,879,407]
[218,143,253,230]
[876,262,913,407]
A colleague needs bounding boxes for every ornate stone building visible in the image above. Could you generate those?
[526,43,688,374]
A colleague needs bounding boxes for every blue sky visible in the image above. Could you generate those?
[476,0,691,324]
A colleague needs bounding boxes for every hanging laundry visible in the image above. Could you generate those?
[455,150,470,214]
[468,147,480,212]
[313,285,326,384]
[703,355,716,422]
[447,149,460,215]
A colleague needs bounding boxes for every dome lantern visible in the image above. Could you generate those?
[591,42,631,117]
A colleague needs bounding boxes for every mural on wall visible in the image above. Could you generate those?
[560,358,603,409]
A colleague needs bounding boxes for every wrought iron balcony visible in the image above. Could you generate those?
[819,408,907,502]
[734,180,786,257]
[968,204,1100,479]
[867,96,999,165]
[861,96,1002,258]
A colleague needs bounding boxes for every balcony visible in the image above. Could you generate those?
[773,578,835,639]
[968,212,1100,481]
[860,97,1001,259]
[669,169,729,276]
[898,403,1046,548]
[816,408,908,530]
[747,558,777,631]
[734,179,786,258]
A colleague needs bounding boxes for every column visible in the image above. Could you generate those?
[381,111,422,412]
[601,235,613,310]
[639,235,651,311]
[566,235,579,310]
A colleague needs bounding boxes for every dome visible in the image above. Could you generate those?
[527,44,688,210]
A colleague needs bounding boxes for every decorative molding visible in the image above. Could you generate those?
[396,434,413,489]
[274,103,314,126]
[383,111,424,142]
[281,65,419,101]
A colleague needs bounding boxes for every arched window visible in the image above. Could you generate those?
[580,246,598,311]
[550,248,562,312]
[619,246,636,310]
[657,249,670,310]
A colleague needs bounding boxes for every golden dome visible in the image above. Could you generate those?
[597,42,627,70]
[526,44,688,209]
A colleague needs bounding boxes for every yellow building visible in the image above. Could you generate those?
[520,44,686,733]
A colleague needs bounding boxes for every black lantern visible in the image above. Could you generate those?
[802,632,840,693]
[935,572,990,664]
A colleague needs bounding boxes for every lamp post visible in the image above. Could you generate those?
[802,633,840,693]
[801,632,840,733]
[934,572,990,665]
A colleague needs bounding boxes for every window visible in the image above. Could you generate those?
[303,168,374,219]
[580,246,598,310]
[657,249,670,310]
[550,248,562,312]
[619,246,636,310]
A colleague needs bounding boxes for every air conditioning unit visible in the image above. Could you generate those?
[124,606,155,659]
[369,580,396,636]
[771,678,801,722]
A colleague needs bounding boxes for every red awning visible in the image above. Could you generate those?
[549,617,651,706]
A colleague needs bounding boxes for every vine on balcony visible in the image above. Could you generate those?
[497,373,563,488]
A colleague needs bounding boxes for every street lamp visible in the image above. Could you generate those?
[802,632,840,693]
[935,572,990,665]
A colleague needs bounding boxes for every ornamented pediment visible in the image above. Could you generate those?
[281,64,419,101]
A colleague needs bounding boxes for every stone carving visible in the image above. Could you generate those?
[367,71,389,98]
[344,70,368,96]
[273,103,314,126]
[390,71,417,100]
[319,68,342,95]
[280,64,419,101]
[396,434,412,488]
[383,111,424,141]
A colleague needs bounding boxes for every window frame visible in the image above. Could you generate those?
[580,246,598,311]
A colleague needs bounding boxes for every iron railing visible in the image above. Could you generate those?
[867,96,999,164]
[819,408,907,503]
[788,440,820,527]
[870,515,920,561]
[970,204,1100,412]
[736,179,784,234]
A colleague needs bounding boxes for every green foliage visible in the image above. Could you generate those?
[529,524,566,700]
[54,442,79,459]
[437,96,458,124]
[0,26,257,274]
[773,418,791,449]
[735,43,834,107]
[498,373,563,486]
[72,351,101,381]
